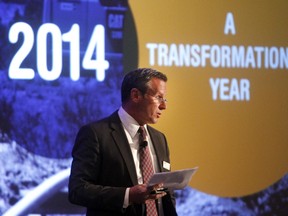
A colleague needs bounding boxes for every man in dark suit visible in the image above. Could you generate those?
[68,68,177,216]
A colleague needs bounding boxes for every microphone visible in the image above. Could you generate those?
[139,126,148,148]
[140,140,148,148]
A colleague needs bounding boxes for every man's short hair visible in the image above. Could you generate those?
[121,68,167,103]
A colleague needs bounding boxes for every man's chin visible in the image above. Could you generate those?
[151,118,159,124]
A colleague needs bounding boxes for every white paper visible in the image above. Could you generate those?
[148,167,198,190]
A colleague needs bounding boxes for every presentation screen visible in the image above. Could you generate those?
[0,0,287,215]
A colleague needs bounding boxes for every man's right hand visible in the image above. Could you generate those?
[129,184,167,204]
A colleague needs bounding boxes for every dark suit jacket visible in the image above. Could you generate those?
[68,111,177,216]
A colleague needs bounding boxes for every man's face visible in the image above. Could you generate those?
[137,78,167,125]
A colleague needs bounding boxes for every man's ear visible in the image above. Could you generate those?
[130,88,142,102]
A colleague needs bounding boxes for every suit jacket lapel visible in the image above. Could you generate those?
[147,126,165,173]
[109,111,138,185]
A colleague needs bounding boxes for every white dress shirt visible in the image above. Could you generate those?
[118,107,164,216]
[118,108,159,195]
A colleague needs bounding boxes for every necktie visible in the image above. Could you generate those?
[139,126,158,216]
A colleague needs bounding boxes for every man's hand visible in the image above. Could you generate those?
[129,183,167,204]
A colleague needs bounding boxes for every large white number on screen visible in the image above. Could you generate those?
[62,24,80,81]
[8,22,35,79]
[37,24,62,81]
[82,25,109,81]
[8,22,109,81]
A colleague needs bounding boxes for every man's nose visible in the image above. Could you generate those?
[159,101,167,110]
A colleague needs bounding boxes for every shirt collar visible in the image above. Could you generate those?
[118,106,147,139]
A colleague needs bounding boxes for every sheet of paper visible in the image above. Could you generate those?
[148,167,198,190]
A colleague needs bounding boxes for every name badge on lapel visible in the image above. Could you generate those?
[163,161,171,171]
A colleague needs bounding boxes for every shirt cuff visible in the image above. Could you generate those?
[123,188,130,208]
